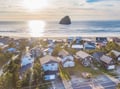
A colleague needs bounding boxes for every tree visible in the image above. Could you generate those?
[1,55,22,89]
[0,72,13,89]
[33,62,44,84]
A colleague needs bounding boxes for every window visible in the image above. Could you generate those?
[51,63,54,66]
[46,64,48,66]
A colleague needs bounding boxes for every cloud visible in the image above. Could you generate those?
[0,0,120,20]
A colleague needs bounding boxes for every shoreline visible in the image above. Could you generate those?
[0,33,120,39]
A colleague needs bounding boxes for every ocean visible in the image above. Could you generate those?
[0,20,120,37]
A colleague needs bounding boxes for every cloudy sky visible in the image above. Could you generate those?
[0,0,120,21]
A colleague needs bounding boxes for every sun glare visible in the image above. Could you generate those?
[23,0,48,11]
[28,20,46,37]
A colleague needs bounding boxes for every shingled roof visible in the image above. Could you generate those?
[100,55,113,64]
[111,50,120,57]
[58,49,69,57]
[76,51,92,59]
[39,55,59,65]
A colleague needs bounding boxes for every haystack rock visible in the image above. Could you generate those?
[59,16,71,25]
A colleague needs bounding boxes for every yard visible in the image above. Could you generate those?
[91,60,119,77]
[59,59,102,80]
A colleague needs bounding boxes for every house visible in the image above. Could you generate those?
[112,37,120,43]
[0,42,8,50]
[47,39,55,44]
[67,37,74,44]
[55,39,64,43]
[75,37,82,44]
[48,42,55,48]
[75,51,93,67]
[20,53,34,76]
[71,44,83,50]
[111,50,120,61]
[84,42,96,50]
[58,49,69,58]
[21,53,34,66]
[43,47,54,56]
[100,55,115,70]
[96,37,108,47]
[0,42,4,47]
[39,55,59,80]
[92,52,104,62]
[58,49,75,67]
[7,48,17,53]
[60,55,75,68]
[30,47,41,57]
[96,37,107,43]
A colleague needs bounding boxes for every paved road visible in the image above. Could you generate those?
[52,78,65,89]
[101,81,116,89]
[70,75,117,89]
[95,75,117,89]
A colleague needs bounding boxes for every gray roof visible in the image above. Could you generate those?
[92,52,104,60]
[76,51,92,59]
[100,55,113,64]
[111,50,120,57]
[62,55,74,63]
[58,49,69,57]
[39,55,59,65]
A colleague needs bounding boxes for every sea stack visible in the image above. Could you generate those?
[59,16,71,25]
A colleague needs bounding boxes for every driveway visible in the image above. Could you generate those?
[94,75,116,89]
[71,76,92,89]
[70,75,116,89]
[52,77,65,89]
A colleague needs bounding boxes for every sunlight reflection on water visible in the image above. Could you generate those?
[28,20,46,37]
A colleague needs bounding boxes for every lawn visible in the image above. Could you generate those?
[62,60,102,78]
[93,60,118,77]
[59,64,71,80]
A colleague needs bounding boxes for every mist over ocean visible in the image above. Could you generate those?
[0,20,120,37]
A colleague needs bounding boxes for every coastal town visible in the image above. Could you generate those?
[0,36,120,89]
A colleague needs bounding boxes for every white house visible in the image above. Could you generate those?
[61,56,75,68]
[58,49,75,68]
[71,44,83,50]
[75,51,93,67]
[111,50,120,61]
[100,55,115,70]
[39,55,59,80]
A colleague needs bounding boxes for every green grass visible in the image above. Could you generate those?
[93,60,118,77]
[67,60,101,77]
[59,64,71,80]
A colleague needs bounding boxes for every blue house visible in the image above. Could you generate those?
[68,37,74,44]
[39,55,59,80]
[7,48,17,53]
[21,53,34,66]
[76,37,82,44]
[20,53,34,76]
